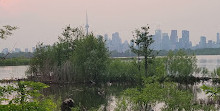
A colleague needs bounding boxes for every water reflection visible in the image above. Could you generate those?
[0,55,220,110]
[197,55,220,71]
[42,83,132,110]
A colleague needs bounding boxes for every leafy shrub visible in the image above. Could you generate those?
[116,79,217,111]
[0,81,56,111]
[165,50,198,77]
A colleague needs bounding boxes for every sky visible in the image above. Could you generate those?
[1,0,220,51]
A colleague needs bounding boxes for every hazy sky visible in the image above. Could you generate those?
[1,0,220,51]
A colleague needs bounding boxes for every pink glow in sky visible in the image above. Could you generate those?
[1,0,220,50]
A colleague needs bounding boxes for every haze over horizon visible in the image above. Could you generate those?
[1,0,220,51]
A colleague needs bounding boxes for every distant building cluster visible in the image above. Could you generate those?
[98,30,220,53]
[101,32,130,52]
[194,33,220,49]
[1,29,220,54]
[151,30,220,50]
[1,47,36,54]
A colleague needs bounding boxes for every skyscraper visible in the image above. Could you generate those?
[153,29,162,50]
[181,30,190,49]
[207,40,213,48]
[161,33,170,50]
[199,36,206,48]
[85,12,89,35]
[217,33,220,44]
[170,30,178,50]
[25,48,29,52]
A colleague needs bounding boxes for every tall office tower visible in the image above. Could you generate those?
[122,40,129,52]
[182,30,190,49]
[112,32,123,52]
[85,12,89,35]
[207,40,213,48]
[170,30,178,50]
[199,36,206,48]
[25,48,29,52]
[217,33,220,44]
[153,29,162,50]
[161,33,170,50]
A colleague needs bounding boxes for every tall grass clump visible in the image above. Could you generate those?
[104,59,140,82]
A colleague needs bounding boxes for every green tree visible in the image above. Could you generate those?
[71,35,109,83]
[28,26,109,83]
[130,26,154,77]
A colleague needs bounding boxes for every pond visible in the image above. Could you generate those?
[0,55,219,110]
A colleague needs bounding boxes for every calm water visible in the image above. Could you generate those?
[0,65,28,80]
[1,55,219,80]
[0,55,219,110]
[197,55,220,71]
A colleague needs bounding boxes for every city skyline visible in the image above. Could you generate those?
[2,29,220,53]
[1,0,220,51]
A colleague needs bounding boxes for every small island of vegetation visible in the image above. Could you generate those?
[0,25,219,111]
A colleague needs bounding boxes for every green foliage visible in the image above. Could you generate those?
[0,81,56,111]
[0,99,56,111]
[158,48,220,56]
[0,25,18,39]
[110,50,136,57]
[130,26,155,77]
[201,85,220,99]
[114,97,128,111]
[165,50,198,77]
[201,67,209,76]
[104,57,167,83]
[71,35,109,82]
[0,52,33,59]
[27,43,55,78]
[117,80,217,111]
[0,58,30,66]
[0,81,49,104]
[28,26,109,83]
[105,59,140,82]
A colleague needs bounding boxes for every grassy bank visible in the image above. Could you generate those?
[0,58,30,66]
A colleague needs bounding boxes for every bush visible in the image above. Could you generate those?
[116,79,217,111]
[104,59,140,82]
[165,50,198,77]
[0,81,56,111]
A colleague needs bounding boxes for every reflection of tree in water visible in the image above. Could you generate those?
[41,83,133,110]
